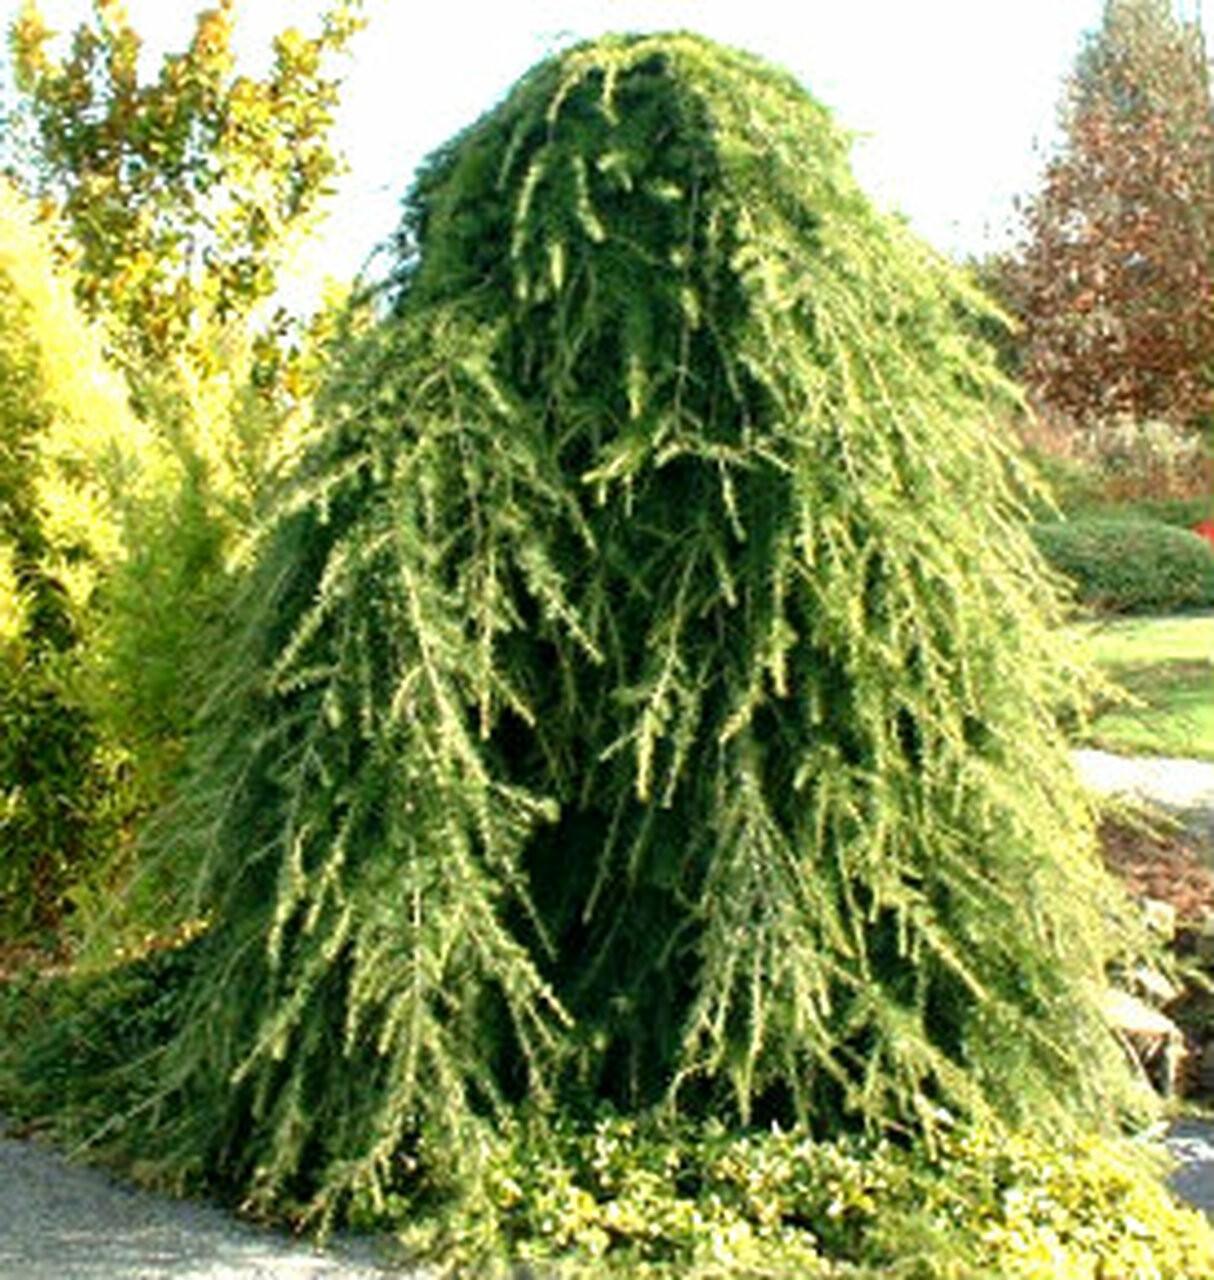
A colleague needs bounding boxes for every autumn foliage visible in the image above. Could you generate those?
[1011,0,1214,430]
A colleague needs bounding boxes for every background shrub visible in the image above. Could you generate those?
[1076,496,1213,528]
[1022,444,1109,517]
[1073,415,1208,500]
[1017,408,1212,521]
[1032,516,1214,613]
[0,931,203,1139]
[0,204,120,941]
[0,179,345,948]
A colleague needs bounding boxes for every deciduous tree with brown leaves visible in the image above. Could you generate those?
[1012,0,1214,430]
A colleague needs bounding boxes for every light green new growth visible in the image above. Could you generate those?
[83,33,1143,1226]
[0,180,173,611]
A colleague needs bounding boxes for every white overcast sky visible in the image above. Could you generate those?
[11,0,1213,298]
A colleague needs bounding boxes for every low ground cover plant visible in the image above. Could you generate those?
[376,1113,1214,1278]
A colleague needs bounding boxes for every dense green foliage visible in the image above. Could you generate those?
[383,1116,1214,1278]
[47,28,1142,1202]
[6,32,1191,1277]
[2,942,1207,1280]
[0,931,203,1134]
[1032,516,1214,613]
[0,173,257,940]
[0,182,146,936]
[1019,443,1109,518]
[1078,496,1214,528]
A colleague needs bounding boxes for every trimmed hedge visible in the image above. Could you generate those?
[1079,497,1214,529]
[1032,517,1214,613]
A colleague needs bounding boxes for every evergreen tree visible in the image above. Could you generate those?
[1012,0,1214,429]
[49,33,1142,1230]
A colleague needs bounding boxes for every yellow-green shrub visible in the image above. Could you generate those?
[0,191,123,937]
[0,180,288,938]
[342,1110,1214,1279]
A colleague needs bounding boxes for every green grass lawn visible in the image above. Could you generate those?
[1075,612,1214,760]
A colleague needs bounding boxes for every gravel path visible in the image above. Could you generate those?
[0,1119,419,1280]
[1165,1118,1214,1217]
[1073,748,1214,843]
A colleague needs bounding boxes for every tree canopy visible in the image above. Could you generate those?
[1011,0,1214,429]
[24,30,1145,1237]
[9,0,362,370]
[0,2,365,937]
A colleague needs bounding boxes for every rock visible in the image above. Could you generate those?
[1132,963,1182,1006]
[1102,986,1186,1096]
[1139,896,1177,943]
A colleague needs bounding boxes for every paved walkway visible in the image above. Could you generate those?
[1166,1118,1214,1217]
[0,1119,416,1280]
[1073,748,1214,843]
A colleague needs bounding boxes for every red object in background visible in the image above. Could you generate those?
[1194,519,1214,549]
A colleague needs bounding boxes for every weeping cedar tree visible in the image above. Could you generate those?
[82,33,1142,1226]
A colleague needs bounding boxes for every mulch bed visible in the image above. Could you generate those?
[1099,814,1214,922]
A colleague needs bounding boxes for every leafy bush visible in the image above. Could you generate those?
[358,1111,1213,1279]
[0,930,204,1143]
[0,195,121,939]
[1032,517,1214,613]
[1022,444,1108,518]
[2,955,1206,1280]
[0,652,112,939]
[1074,416,1208,499]
[1018,410,1212,521]
[0,179,321,945]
